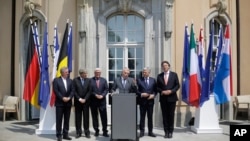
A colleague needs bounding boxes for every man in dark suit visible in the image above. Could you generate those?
[73,69,92,138]
[53,67,74,141]
[90,68,109,137]
[111,67,137,94]
[157,61,180,139]
[136,67,157,138]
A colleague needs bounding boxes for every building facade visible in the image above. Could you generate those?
[0,0,250,127]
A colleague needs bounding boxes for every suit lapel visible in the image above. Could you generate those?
[161,73,165,84]
[60,78,67,92]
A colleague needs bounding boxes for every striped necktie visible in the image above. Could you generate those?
[96,78,100,88]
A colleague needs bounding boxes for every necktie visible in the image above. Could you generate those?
[96,79,100,88]
[145,78,148,87]
[123,79,126,88]
[81,79,84,86]
[164,73,168,85]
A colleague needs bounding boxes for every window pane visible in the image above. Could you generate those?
[128,59,135,69]
[129,71,135,78]
[116,71,122,77]
[116,59,123,69]
[108,17,116,30]
[116,15,124,29]
[135,17,143,30]
[109,59,115,69]
[109,71,115,81]
[109,48,115,58]
[116,48,123,58]
[136,48,143,58]
[128,48,135,58]
[136,71,142,78]
[136,59,143,69]
[108,31,115,42]
[127,15,135,30]
[127,31,136,42]
[116,31,124,42]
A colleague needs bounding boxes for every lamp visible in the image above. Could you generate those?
[164,31,172,39]
[79,30,86,39]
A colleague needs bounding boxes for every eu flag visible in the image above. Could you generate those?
[181,25,190,104]
[200,20,214,106]
[38,22,50,109]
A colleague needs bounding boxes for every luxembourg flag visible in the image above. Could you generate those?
[213,24,232,104]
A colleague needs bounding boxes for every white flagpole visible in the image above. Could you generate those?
[36,21,56,135]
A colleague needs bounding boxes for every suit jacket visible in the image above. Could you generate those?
[73,77,92,106]
[90,77,109,107]
[157,71,180,102]
[136,77,157,105]
[111,77,137,94]
[53,76,74,107]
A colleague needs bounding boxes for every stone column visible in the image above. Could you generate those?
[163,0,174,61]
[78,0,87,69]
[164,0,173,39]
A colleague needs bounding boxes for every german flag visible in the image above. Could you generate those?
[56,22,69,77]
[23,25,40,109]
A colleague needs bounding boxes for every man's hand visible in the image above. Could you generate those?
[79,98,86,103]
[141,93,150,97]
[63,97,70,102]
[96,94,104,99]
[147,94,155,100]
[162,90,172,95]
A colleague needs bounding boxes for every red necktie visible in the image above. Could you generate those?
[96,79,100,88]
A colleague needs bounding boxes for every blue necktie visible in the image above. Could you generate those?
[81,79,84,86]
[145,78,148,87]
[123,79,126,88]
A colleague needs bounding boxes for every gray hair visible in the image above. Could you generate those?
[60,66,68,73]
[94,67,102,72]
[143,67,151,73]
[79,68,88,74]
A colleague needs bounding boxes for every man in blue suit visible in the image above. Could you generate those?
[53,67,74,141]
[90,68,109,137]
[136,67,157,138]
[157,61,180,139]
[73,69,92,138]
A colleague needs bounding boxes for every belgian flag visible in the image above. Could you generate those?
[50,22,70,106]
[23,25,40,109]
[56,22,69,77]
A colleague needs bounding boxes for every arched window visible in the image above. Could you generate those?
[107,14,145,85]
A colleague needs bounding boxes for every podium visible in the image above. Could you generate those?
[111,93,138,141]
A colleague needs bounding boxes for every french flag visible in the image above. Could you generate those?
[213,24,232,104]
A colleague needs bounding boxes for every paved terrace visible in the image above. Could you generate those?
[2,119,249,141]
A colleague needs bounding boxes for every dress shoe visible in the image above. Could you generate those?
[139,132,144,137]
[63,136,72,140]
[103,133,109,137]
[164,133,168,138]
[85,134,91,138]
[75,134,81,138]
[94,132,99,137]
[168,133,173,138]
[57,137,62,141]
[148,132,156,137]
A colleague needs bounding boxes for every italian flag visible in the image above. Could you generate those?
[189,24,201,107]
